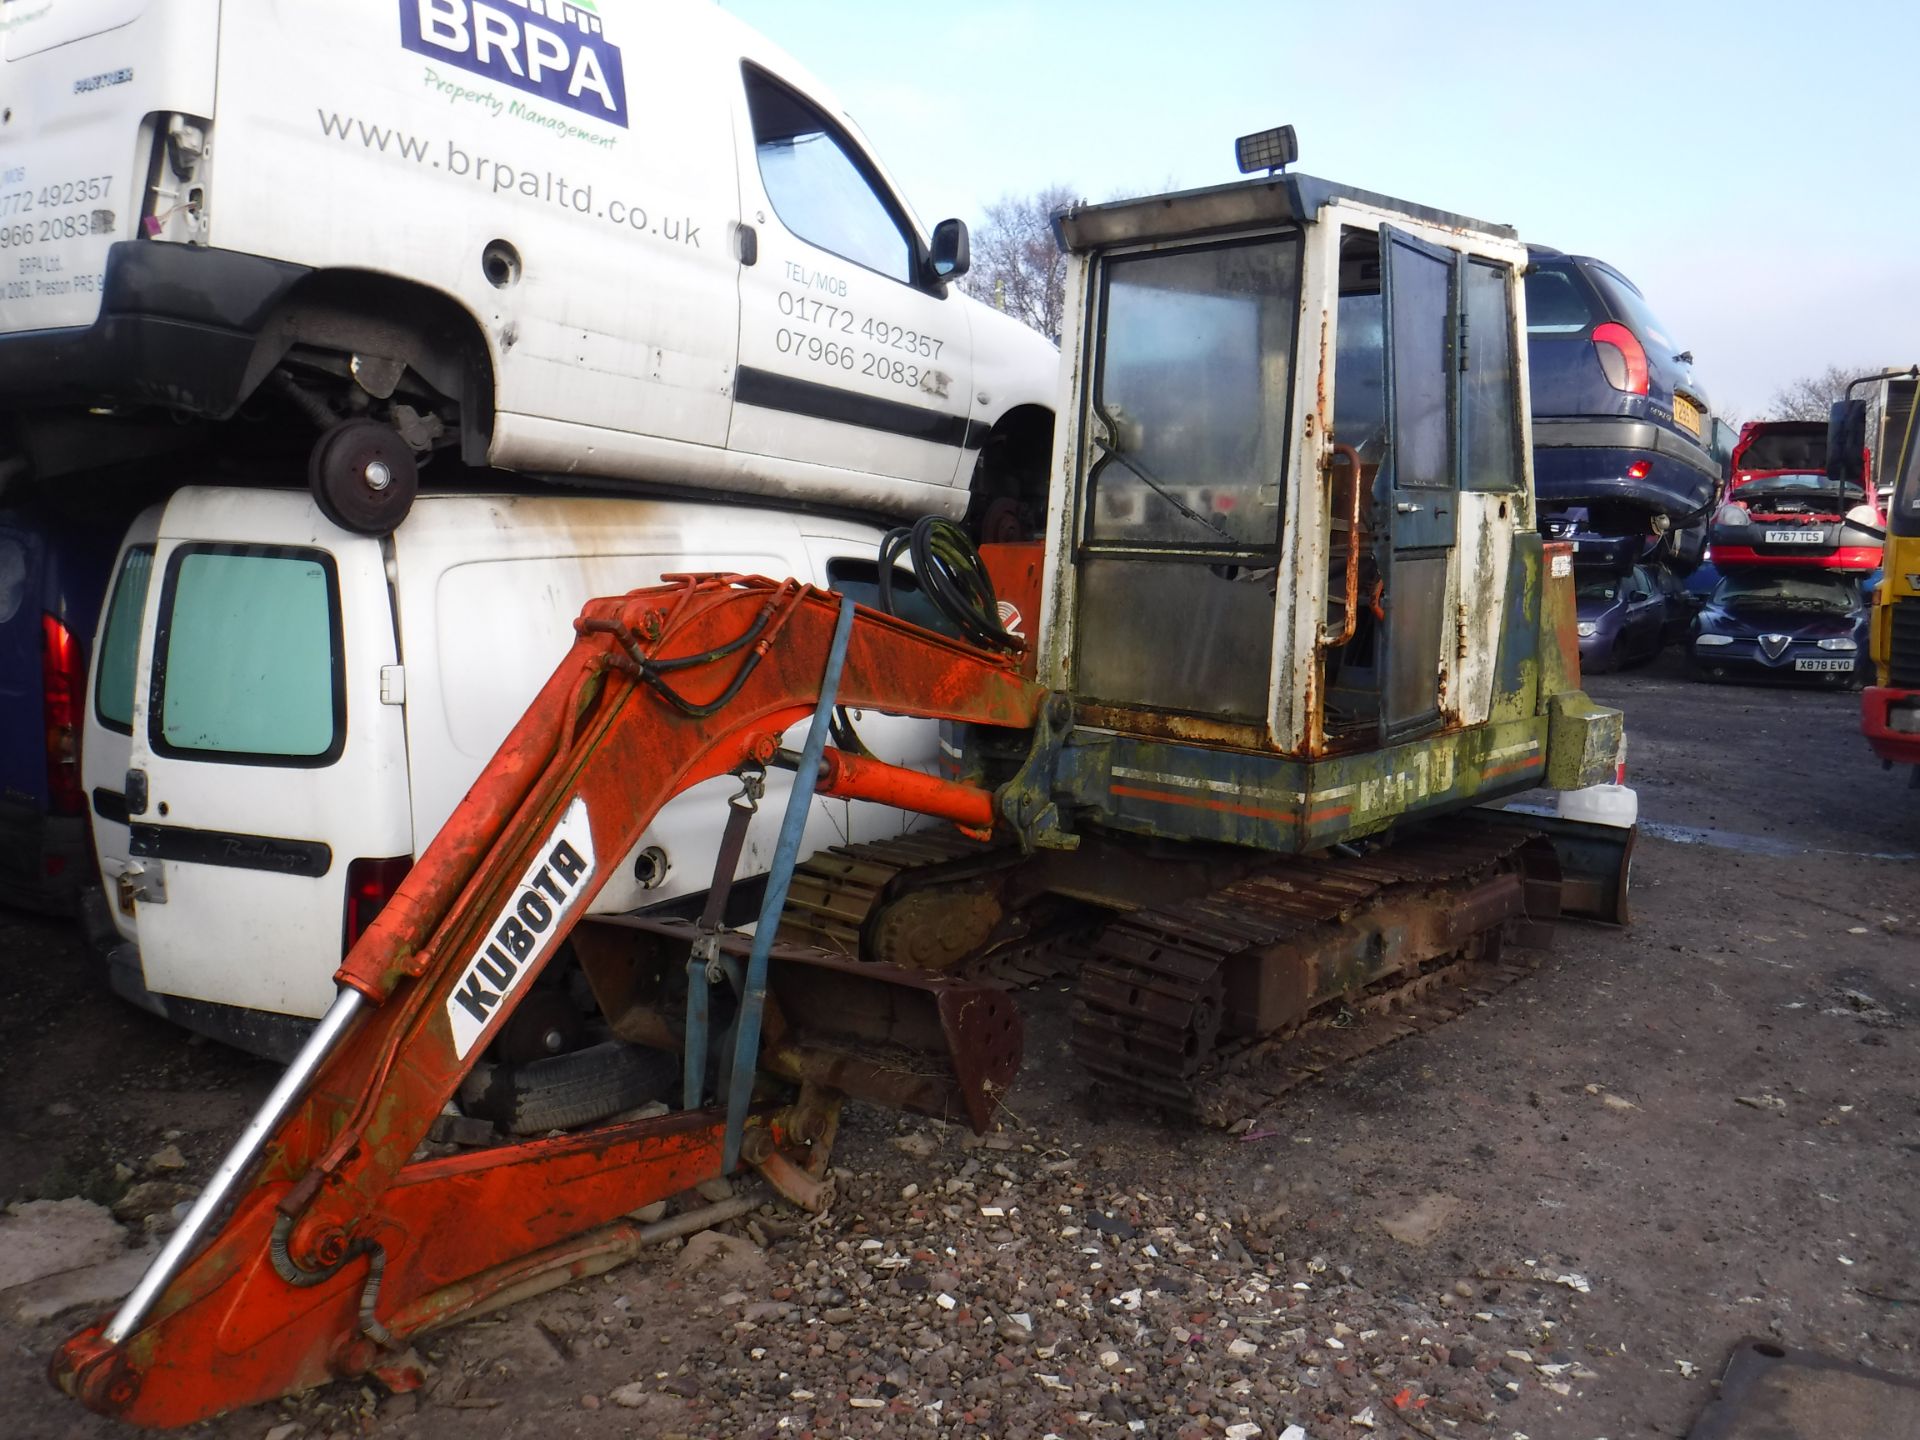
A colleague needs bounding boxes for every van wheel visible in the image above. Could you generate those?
[309,418,419,535]
[459,1040,680,1135]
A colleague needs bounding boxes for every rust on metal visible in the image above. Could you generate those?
[1070,816,1555,1118]
[601,914,1023,1134]
[1318,443,1367,651]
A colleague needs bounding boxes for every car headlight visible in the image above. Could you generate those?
[1695,633,1735,647]
[1715,503,1750,527]
[1576,622,1597,637]
[1817,637,1857,651]
[1889,701,1920,734]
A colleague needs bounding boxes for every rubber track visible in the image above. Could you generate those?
[777,831,1081,989]
[1070,817,1544,1125]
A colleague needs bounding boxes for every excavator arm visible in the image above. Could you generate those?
[54,575,1044,1427]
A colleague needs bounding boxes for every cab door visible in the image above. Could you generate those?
[728,63,973,494]
[1377,225,1461,739]
[121,493,413,1019]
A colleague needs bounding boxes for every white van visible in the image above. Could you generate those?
[0,0,1056,535]
[81,484,944,1061]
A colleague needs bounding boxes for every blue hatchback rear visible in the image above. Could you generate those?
[1525,247,1720,537]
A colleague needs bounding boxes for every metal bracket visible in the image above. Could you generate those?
[995,692,1079,852]
[116,862,166,912]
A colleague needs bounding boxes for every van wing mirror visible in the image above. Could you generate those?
[1827,398,1866,487]
[929,218,970,282]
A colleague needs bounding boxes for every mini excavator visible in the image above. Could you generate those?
[53,135,1633,1425]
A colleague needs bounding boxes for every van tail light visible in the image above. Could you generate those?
[1590,322,1649,395]
[344,855,413,954]
[41,613,85,817]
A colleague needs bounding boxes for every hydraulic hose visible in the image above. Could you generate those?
[877,515,1020,652]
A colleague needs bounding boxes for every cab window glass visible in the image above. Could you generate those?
[744,67,912,283]
[1463,261,1519,491]
[1088,236,1302,550]
[153,547,342,764]
[94,544,153,734]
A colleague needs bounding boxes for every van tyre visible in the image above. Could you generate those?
[309,418,419,535]
[459,1040,680,1136]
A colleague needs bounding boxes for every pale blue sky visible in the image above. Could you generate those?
[722,0,1920,420]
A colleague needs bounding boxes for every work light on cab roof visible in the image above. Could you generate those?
[1235,124,1299,175]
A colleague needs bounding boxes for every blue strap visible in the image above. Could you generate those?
[682,946,710,1111]
[721,595,856,1170]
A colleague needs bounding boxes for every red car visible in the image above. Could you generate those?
[1709,420,1884,572]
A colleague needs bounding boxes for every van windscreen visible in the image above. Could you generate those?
[95,544,154,734]
[152,547,343,764]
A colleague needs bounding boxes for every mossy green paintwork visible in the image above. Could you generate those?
[1037,536,1620,855]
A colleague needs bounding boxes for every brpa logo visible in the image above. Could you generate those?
[401,0,629,129]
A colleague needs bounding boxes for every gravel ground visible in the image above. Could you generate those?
[2,651,1916,1440]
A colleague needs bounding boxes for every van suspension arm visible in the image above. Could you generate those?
[53,575,1044,1428]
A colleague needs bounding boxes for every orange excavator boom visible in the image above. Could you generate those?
[53,575,1041,1427]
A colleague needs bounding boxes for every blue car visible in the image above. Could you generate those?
[0,505,124,914]
[1525,247,1720,559]
[1688,572,1870,687]
[1576,564,1678,673]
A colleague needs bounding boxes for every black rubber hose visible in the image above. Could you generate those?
[878,515,1020,652]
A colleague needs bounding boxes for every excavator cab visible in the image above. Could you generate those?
[1024,161,1620,853]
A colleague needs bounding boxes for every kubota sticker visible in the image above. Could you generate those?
[445,797,597,1059]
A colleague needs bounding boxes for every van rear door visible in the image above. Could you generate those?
[121,490,412,1018]
[82,503,160,944]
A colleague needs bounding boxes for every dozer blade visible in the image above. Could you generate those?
[1477,808,1635,924]
[592,915,1024,1134]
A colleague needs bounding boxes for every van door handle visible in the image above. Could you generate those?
[124,768,149,816]
[735,223,758,267]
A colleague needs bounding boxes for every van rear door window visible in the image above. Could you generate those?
[151,547,343,765]
[95,544,153,734]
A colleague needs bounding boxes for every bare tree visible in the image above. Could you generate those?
[958,184,1077,344]
[1767,363,1877,421]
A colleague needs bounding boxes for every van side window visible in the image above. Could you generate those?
[744,66,913,284]
[151,546,344,766]
[825,558,960,638]
[94,544,154,735]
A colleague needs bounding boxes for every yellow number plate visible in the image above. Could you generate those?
[1672,393,1702,437]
